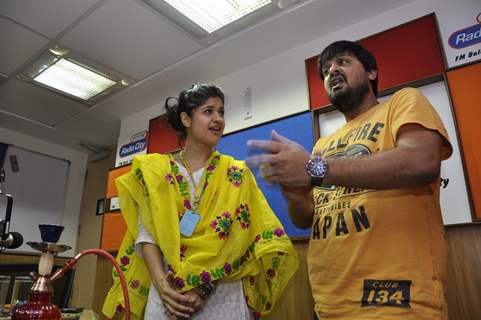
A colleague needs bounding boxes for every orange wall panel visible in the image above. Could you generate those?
[447,62,481,220]
[306,56,330,109]
[148,115,183,154]
[101,212,127,252]
[358,14,444,91]
[106,165,131,199]
[307,14,444,110]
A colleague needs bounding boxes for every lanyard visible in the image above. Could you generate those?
[178,149,213,212]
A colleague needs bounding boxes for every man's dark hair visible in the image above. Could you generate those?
[318,40,379,97]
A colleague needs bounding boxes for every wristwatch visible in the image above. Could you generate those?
[305,156,329,187]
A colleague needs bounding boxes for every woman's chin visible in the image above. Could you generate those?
[211,139,221,147]
[209,134,223,144]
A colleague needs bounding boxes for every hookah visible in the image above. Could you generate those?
[10,225,131,319]
[0,168,129,319]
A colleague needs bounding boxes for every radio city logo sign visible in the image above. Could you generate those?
[449,12,481,49]
[119,138,147,157]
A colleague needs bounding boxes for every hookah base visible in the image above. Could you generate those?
[12,292,61,320]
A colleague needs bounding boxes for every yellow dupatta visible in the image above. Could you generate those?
[102,152,298,319]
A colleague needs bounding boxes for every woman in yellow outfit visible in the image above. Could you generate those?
[103,84,298,320]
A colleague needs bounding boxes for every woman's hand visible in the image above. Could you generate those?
[183,289,205,313]
[141,243,196,319]
[156,271,196,319]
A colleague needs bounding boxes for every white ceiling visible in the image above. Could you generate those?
[0,0,414,153]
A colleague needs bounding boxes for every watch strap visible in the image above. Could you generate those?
[311,176,324,187]
[193,281,217,299]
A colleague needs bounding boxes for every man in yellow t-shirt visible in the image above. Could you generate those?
[247,40,452,319]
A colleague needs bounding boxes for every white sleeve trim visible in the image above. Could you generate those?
[135,209,157,258]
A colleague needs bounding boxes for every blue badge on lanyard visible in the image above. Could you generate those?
[179,210,200,237]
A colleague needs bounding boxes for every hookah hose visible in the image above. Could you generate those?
[50,249,130,320]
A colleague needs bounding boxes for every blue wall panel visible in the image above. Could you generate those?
[217,111,314,238]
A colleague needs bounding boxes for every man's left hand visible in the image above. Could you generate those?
[246,130,311,186]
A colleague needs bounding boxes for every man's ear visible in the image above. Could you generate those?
[367,69,378,81]
[180,112,191,128]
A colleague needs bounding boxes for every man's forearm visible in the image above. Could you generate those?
[322,124,444,190]
[287,199,314,229]
[324,146,439,190]
[282,187,314,229]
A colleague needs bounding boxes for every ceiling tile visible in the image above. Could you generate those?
[0,79,88,126]
[0,0,417,152]
[61,0,203,79]
[0,0,100,38]
[0,74,7,87]
[0,17,48,75]
[58,110,120,146]
[0,109,120,153]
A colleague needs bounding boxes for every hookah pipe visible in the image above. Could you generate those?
[2,165,130,319]
[51,249,131,320]
[2,166,130,319]
[12,246,131,320]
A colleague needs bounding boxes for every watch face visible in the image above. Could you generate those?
[308,158,328,177]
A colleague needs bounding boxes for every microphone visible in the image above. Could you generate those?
[0,231,23,249]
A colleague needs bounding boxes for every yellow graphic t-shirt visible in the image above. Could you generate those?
[309,88,452,320]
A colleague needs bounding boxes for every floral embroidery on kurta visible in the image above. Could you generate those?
[235,203,251,229]
[227,166,244,187]
[210,212,233,239]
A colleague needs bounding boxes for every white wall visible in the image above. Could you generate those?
[0,126,87,256]
[318,82,473,225]
[118,0,480,153]
[115,0,479,225]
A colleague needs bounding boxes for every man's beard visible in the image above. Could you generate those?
[328,80,370,114]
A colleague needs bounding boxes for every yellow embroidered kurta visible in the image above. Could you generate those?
[103,152,298,319]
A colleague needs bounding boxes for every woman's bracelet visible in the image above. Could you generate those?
[193,281,217,299]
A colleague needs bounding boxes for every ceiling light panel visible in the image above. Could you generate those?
[17,48,134,105]
[164,0,271,33]
[33,59,116,100]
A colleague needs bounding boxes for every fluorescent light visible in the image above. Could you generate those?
[164,0,271,33]
[33,59,116,100]
[48,46,70,57]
